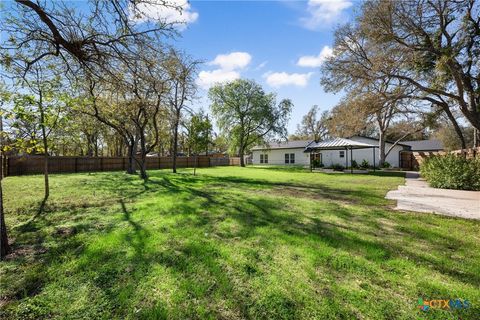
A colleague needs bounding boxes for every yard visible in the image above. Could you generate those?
[0,167,479,319]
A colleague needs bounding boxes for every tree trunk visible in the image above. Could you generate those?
[239,147,245,167]
[378,131,386,168]
[126,141,136,174]
[0,179,9,260]
[139,134,148,181]
[139,154,147,180]
[0,115,9,260]
[474,128,479,148]
[39,92,49,205]
[442,104,466,150]
[172,111,180,173]
[193,154,197,176]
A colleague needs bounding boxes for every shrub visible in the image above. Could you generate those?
[420,154,480,191]
[331,163,345,171]
[382,161,391,168]
[312,159,323,168]
[351,160,359,169]
[360,159,369,169]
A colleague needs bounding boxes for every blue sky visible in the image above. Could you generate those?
[169,0,356,133]
[2,0,356,134]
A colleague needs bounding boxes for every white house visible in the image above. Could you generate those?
[251,136,411,168]
[251,140,313,165]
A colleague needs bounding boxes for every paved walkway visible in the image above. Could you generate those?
[385,172,480,220]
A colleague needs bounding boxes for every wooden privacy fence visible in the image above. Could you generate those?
[400,147,480,170]
[5,155,241,176]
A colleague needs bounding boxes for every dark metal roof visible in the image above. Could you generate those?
[304,138,377,152]
[251,140,313,151]
[402,139,444,151]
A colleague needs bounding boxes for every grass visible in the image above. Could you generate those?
[0,166,479,319]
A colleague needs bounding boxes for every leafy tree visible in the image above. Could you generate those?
[209,79,293,167]
[10,66,67,210]
[327,95,375,138]
[295,105,329,141]
[184,111,212,175]
[432,122,476,151]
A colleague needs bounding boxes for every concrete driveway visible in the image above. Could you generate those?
[386,172,480,220]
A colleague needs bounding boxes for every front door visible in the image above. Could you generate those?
[310,153,322,167]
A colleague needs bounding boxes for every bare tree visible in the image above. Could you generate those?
[164,51,199,173]
[83,48,168,180]
[358,0,480,131]
[295,105,329,142]
[1,0,179,77]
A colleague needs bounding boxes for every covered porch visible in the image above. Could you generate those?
[304,138,379,173]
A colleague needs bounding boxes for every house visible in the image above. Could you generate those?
[251,136,411,167]
[251,140,314,165]
[401,139,444,152]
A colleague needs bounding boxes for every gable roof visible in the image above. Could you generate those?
[251,140,312,151]
[402,139,444,151]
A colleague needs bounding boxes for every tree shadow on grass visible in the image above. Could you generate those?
[3,169,479,319]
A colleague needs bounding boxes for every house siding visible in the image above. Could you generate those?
[251,136,407,167]
[252,148,310,165]
[317,137,405,167]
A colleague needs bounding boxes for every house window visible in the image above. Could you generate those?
[285,153,295,164]
[260,154,264,163]
[339,150,345,158]
[264,154,268,163]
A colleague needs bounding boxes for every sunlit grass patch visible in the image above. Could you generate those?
[1,167,479,319]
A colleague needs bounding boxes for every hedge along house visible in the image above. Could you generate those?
[251,136,411,167]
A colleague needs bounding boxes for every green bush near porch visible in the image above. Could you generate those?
[420,154,480,190]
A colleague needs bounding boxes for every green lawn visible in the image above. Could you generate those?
[0,166,479,319]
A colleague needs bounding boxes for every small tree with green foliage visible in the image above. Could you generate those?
[184,111,212,175]
[209,79,292,167]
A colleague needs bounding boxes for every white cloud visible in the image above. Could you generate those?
[130,0,198,29]
[264,72,314,88]
[297,46,333,67]
[208,52,252,71]
[300,0,352,30]
[196,51,252,89]
[196,69,240,89]
[254,61,268,71]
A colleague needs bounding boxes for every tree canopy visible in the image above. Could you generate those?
[209,79,292,166]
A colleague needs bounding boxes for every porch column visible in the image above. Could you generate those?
[345,147,348,169]
[350,147,353,174]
